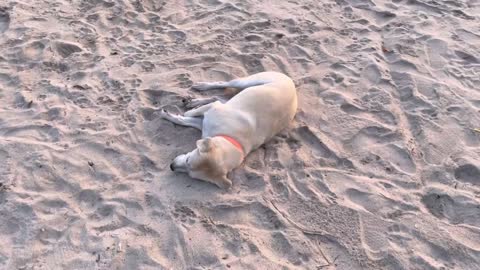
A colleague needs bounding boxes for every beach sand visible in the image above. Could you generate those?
[0,0,480,269]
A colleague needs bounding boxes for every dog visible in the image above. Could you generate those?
[159,71,297,189]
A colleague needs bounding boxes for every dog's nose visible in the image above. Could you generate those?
[170,163,175,171]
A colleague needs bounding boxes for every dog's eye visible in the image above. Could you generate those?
[186,156,190,165]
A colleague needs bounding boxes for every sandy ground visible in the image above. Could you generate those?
[0,0,480,269]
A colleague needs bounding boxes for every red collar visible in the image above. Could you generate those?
[218,135,244,155]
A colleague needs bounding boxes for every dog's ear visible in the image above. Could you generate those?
[196,138,213,153]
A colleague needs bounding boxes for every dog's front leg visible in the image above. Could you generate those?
[184,101,221,117]
[159,109,203,130]
[182,97,224,109]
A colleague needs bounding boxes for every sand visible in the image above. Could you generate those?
[0,0,480,269]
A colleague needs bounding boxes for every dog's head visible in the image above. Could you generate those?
[170,137,232,189]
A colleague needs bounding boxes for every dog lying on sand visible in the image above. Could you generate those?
[160,71,297,189]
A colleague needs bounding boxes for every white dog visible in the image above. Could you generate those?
[160,71,297,189]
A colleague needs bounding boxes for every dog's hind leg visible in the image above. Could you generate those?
[192,75,271,91]
[159,109,203,130]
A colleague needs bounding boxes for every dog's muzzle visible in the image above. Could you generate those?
[170,154,189,173]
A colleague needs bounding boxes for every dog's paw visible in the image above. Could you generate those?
[158,108,169,118]
[191,82,211,91]
[215,176,232,190]
[183,98,204,109]
[181,96,195,108]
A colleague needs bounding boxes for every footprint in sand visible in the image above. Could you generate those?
[359,213,390,261]
[380,144,416,174]
[54,41,83,58]
[340,101,397,126]
[268,231,312,265]
[141,0,166,12]
[425,39,448,69]
[454,163,479,186]
[172,203,197,225]
[0,8,9,34]
[0,149,11,202]
[293,125,354,169]
[214,202,283,229]
[139,88,184,108]
[77,189,103,209]
[454,50,479,64]
[362,64,382,85]
[322,72,344,87]
[454,29,480,45]
[23,41,46,61]
[350,125,399,148]
[234,170,266,191]
[0,73,20,87]
[421,191,480,227]
[176,73,192,88]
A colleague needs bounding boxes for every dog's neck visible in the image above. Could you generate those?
[217,135,244,155]
[216,135,244,170]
